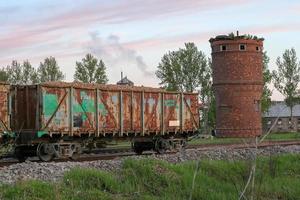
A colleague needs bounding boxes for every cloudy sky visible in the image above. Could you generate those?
[1,0,300,99]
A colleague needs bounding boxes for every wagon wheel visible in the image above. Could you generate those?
[70,144,82,160]
[132,142,143,155]
[71,152,80,160]
[180,139,187,149]
[37,143,54,162]
[154,138,169,154]
[14,146,27,162]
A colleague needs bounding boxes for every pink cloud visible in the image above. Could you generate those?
[42,0,251,29]
[122,23,300,52]
[0,27,61,50]
[1,0,297,68]
[0,0,252,49]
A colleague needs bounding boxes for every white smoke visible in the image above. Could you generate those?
[86,32,153,77]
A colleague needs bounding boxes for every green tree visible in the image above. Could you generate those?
[200,58,216,133]
[38,57,64,82]
[272,48,300,123]
[156,43,207,92]
[261,52,273,114]
[6,60,38,84]
[0,68,8,82]
[22,60,39,84]
[74,54,108,84]
[156,43,213,133]
[6,60,22,84]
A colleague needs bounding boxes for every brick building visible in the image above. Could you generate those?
[263,101,300,132]
[210,33,264,137]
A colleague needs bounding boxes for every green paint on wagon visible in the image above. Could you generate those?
[98,103,108,116]
[164,99,176,107]
[3,131,15,138]
[73,99,95,113]
[43,93,58,116]
[73,91,96,121]
[37,131,48,138]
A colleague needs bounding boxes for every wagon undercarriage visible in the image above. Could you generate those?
[13,134,190,162]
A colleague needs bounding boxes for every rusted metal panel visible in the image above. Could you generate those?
[183,94,200,131]
[10,85,37,131]
[72,88,96,134]
[0,83,10,133]
[28,86,38,130]
[122,91,132,132]
[163,93,180,132]
[132,92,142,131]
[98,91,120,133]
[144,92,160,133]
[40,86,70,133]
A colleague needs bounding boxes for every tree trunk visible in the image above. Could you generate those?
[290,106,294,131]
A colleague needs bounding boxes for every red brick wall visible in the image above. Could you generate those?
[211,38,263,137]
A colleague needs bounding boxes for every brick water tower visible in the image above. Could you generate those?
[209,33,264,137]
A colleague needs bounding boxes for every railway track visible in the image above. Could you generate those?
[1,140,300,168]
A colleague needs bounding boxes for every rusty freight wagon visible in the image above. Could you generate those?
[10,82,199,161]
[0,82,10,143]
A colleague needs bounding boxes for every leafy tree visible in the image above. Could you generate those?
[74,54,108,84]
[22,60,39,84]
[261,52,273,114]
[156,43,207,92]
[0,68,8,82]
[200,58,216,133]
[38,57,64,82]
[6,60,22,84]
[6,60,38,84]
[272,48,300,123]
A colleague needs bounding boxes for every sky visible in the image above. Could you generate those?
[0,0,300,100]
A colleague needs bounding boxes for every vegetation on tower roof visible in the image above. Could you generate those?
[209,32,264,42]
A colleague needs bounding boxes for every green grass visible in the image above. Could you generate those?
[1,154,300,200]
[103,132,300,148]
[264,132,300,140]
[190,132,300,145]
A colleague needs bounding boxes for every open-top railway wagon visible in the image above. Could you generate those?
[7,82,199,161]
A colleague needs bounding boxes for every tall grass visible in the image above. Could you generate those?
[1,154,300,200]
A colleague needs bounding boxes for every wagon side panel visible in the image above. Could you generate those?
[182,94,199,132]
[0,84,10,133]
[122,91,132,132]
[72,88,96,135]
[41,86,70,133]
[144,92,161,134]
[132,92,142,133]
[163,93,180,133]
[98,91,120,134]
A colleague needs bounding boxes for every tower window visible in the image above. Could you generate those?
[277,119,282,125]
[256,46,260,51]
[239,44,246,51]
[220,45,227,51]
[219,104,231,113]
[254,100,260,112]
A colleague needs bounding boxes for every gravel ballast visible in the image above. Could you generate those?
[0,145,299,185]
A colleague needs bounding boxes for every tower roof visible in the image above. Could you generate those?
[117,76,134,86]
[209,33,264,43]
